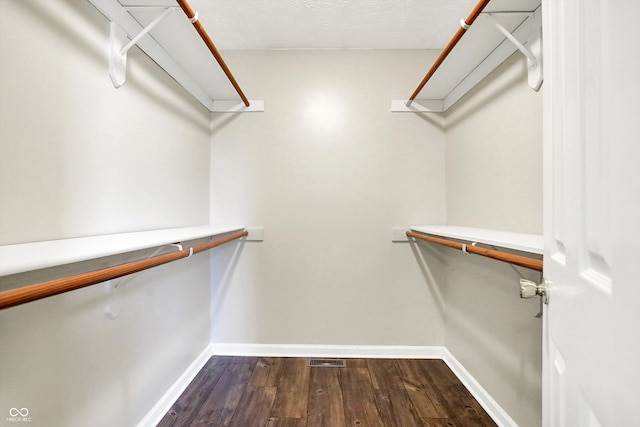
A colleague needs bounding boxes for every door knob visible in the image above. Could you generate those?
[520,278,550,304]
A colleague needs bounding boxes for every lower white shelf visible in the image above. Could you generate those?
[410,225,543,255]
[0,225,245,277]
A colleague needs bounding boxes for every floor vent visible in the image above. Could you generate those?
[308,358,346,368]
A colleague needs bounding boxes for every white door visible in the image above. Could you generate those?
[542,0,640,426]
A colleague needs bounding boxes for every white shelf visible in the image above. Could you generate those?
[88,0,263,112]
[409,225,542,255]
[393,0,542,113]
[0,225,245,277]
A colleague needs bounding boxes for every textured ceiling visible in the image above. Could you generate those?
[121,0,486,50]
[121,0,541,50]
[191,0,480,50]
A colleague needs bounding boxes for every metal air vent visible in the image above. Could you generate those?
[308,359,346,368]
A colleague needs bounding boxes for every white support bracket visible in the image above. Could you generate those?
[109,7,175,88]
[485,12,543,91]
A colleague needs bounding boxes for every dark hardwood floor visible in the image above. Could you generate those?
[158,356,497,427]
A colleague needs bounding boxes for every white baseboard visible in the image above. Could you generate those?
[441,348,518,427]
[210,342,447,359]
[136,343,213,427]
[138,343,515,427]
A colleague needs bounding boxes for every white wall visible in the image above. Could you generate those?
[0,1,212,425]
[209,50,447,346]
[445,53,543,234]
[0,1,210,245]
[442,53,543,427]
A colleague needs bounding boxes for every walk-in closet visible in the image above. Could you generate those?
[1,1,638,426]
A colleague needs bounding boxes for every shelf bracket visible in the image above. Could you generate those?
[109,7,175,88]
[485,12,543,91]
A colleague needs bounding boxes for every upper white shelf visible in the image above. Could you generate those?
[88,0,262,112]
[410,225,543,255]
[393,0,542,113]
[0,225,245,277]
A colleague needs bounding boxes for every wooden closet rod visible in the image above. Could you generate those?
[406,231,543,271]
[175,0,250,107]
[0,230,248,311]
[406,0,491,105]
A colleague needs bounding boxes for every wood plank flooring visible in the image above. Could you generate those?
[158,357,497,427]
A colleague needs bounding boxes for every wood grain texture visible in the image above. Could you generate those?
[271,358,310,419]
[228,386,277,427]
[191,363,254,426]
[307,368,346,427]
[339,367,385,426]
[374,388,424,427]
[158,357,498,426]
[396,359,452,419]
